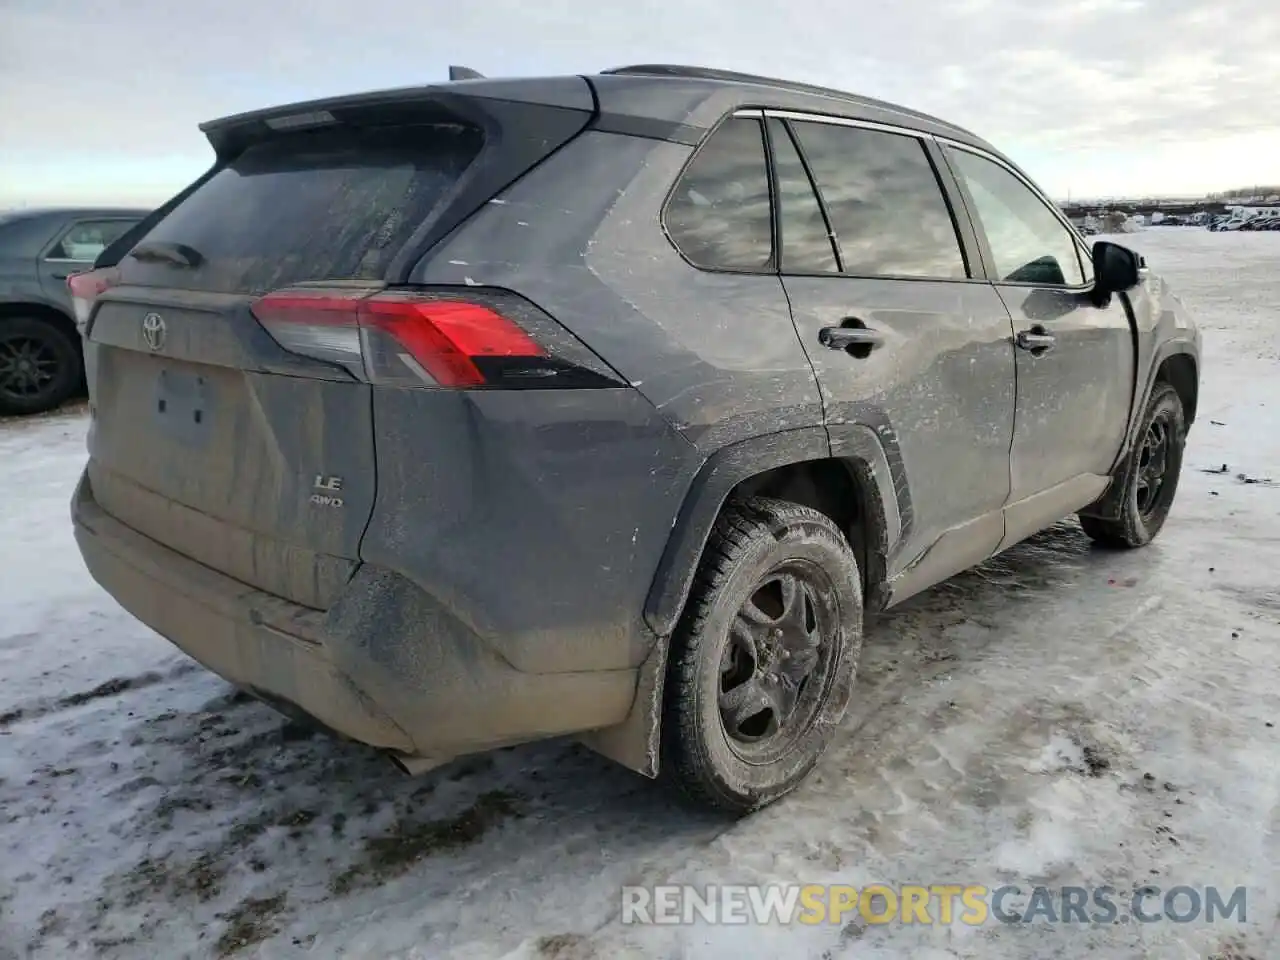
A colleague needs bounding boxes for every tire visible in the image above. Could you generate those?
[1079,381,1186,548]
[0,316,82,416]
[662,496,863,815]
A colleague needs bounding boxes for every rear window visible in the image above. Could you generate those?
[125,123,483,294]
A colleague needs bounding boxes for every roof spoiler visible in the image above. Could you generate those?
[449,65,485,81]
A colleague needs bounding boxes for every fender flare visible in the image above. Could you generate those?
[587,422,906,778]
[642,422,908,639]
[1122,337,1198,461]
[1083,338,1198,521]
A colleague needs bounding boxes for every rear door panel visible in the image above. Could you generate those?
[785,277,1017,572]
[775,115,1017,582]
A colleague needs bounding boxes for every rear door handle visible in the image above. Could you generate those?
[818,325,884,352]
[1015,329,1056,354]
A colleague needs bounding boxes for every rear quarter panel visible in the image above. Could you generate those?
[409,129,825,454]
[390,126,825,674]
[359,386,697,674]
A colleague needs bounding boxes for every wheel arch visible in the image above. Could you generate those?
[1083,339,1198,522]
[0,300,79,341]
[1156,350,1198,427]
[581,424,906,778]
[644,424,906,637]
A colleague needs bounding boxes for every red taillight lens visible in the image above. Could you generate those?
[250,287,548,388]
[67,267,121,333]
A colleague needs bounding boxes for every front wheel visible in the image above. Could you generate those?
[1079,381,1186,548]
[662,497,863,815]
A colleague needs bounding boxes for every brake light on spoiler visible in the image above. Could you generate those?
[251,286,619,390]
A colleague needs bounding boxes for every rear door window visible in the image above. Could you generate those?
[48,219,138,262]
[665,117,774,271]
[766,119,838,274]
[789,120,968,280]
[124,124,483,294]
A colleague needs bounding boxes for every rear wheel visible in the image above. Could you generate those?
[0,316,82,416]
[1079,381,1186,548]
[662,497,863,815]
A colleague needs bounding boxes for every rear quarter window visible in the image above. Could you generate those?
[124,123,483,294]
[664,117,774,271]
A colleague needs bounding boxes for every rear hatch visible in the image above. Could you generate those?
[82,86,592,609]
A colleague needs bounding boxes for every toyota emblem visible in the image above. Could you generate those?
[141,313,166,351]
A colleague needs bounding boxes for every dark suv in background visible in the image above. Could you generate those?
[0,207,147,415]
[69,66,1199,813]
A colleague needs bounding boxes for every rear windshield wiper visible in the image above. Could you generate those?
[127,240,204,268]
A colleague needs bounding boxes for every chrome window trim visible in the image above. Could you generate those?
[738,107,931,142]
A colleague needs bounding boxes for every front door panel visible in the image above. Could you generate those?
[942,144,1136,528]
[998,284,1135,501]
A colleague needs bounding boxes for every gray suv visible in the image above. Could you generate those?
[0,208,147,415]
[70,66,1200,813]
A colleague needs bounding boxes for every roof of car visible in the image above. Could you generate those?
[201,64,995,156]
[601,65,978,138]
[0,206,149,227]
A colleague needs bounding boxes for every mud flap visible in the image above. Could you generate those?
[578,635,669,778]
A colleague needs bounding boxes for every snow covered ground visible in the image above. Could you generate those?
[1,228,1278,960]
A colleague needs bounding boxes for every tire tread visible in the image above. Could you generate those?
[662,496,860,814]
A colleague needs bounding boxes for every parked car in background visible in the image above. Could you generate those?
[0,207,148,415]
[1219,217,1249,231]
[69,65,1200,813]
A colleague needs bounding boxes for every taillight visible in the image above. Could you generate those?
[251,286,618,389]
[67,267,121,334]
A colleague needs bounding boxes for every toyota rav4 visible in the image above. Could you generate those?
[70,65,1200,813]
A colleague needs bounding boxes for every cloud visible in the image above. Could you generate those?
[1,0,1278,201]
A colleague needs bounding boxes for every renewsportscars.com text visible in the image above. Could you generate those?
[621,884,1248,926]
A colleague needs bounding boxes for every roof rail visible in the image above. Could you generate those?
[448,65,486,81]
[600,64,968,136]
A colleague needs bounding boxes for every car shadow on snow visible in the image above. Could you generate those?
[17,520,1117,957]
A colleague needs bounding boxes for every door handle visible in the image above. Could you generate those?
[1015,328,1056,354]
[51,272,69,280]
[818,325,884,353]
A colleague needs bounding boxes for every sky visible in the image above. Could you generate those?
[2,0,1279,207]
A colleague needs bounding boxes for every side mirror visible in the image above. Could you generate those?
[1092,241,1142,295]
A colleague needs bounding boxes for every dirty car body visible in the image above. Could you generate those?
[71,66,1200,811]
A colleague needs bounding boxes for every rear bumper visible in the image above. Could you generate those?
[71,471,638,764]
